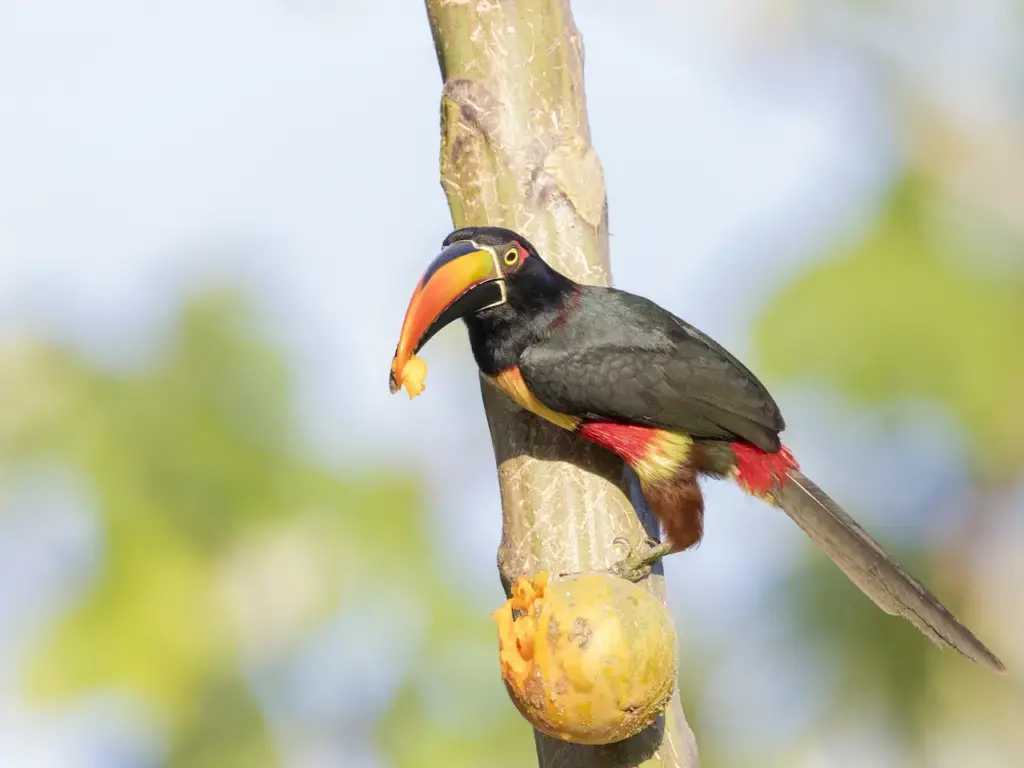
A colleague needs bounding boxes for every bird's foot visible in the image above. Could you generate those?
[553,537,674,582]
[608,536,674,582]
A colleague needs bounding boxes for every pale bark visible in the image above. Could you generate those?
[423,2,699,767]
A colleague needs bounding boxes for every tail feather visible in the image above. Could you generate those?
[776,470,1006,674]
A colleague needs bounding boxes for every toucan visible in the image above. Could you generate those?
[389,225,1005,674]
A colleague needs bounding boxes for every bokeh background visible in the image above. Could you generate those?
[1,1,1022,766]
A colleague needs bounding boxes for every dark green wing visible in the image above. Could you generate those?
[518,294,785,451]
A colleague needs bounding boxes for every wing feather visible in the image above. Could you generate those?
[519,338,784,451]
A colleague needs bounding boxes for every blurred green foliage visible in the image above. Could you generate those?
[2,187,1019,766]
[755,174,1024,762]
[0,290,535,767]
[1,186,1019,767]
[756,176,1024,479]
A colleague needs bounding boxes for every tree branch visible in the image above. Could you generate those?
[423,2,699,766]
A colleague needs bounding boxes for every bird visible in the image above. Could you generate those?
[388,225,1006,674]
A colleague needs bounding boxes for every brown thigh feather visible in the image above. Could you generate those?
[641,465,705,553]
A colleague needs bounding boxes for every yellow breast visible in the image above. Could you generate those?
[488,368,580,432]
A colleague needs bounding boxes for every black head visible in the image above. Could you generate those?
[442,226,538,252]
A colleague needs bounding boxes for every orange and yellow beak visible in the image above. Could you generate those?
[389,240,506,394]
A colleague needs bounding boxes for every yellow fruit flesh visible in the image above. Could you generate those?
[399,355,427,399]
[491,570,677,745]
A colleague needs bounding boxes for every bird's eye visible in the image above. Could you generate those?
[503,247,519,266]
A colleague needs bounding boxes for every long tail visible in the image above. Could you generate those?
[775,469,1006,674]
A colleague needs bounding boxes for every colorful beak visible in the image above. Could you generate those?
[389,240,505,393]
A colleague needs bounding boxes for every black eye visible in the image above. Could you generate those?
[503,247,519,266]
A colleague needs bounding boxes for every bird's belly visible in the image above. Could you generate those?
[487,367,580,432]
[578,422,692,485]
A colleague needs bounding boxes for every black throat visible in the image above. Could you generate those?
[463,273,577,375]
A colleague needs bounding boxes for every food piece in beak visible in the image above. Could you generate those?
[395,355,428,399]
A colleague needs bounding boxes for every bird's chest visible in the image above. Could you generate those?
[487,367,580,432]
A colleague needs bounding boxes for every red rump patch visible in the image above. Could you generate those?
[731,442,798,496]
[578,422,661,466]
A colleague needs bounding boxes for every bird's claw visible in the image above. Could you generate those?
[608,537,674,582]
[555,537,674,582]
